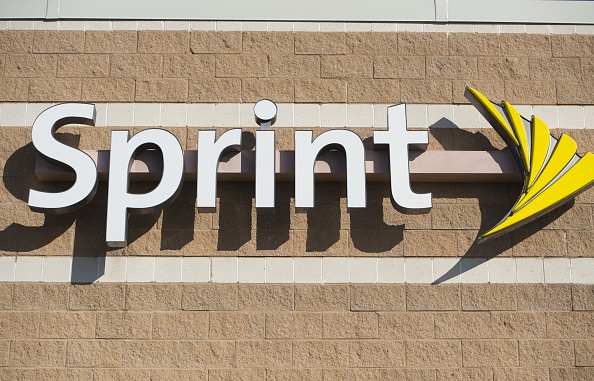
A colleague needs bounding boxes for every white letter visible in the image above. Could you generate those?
[28,103,98,214]
[256,130,275,209]
[374,104,432,213]
[106,129,184,247]
[295,130,366,209]
[196,129,242,211]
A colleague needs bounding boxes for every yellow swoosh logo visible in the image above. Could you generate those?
[465,87,594,241]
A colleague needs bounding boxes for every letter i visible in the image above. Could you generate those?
[254,100,277,210]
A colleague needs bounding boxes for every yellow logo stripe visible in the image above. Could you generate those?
[527,116,551,190]
[503,101,531,173]
[466,87,519,146]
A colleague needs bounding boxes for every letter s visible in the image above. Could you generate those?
[28,103,98,214]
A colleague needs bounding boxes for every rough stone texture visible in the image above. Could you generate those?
[85,31,137,53]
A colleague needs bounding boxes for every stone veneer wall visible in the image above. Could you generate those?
[0,26,593,380]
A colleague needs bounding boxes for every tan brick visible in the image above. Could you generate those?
[347,79,400,104]
[0,312,39,339]
[494,368,549,381]
[151,312,208,339]
[209,369,266,381]
[237,284,293,311]
[191,31,241,53]
[110,54,162,77]
[449,33,500,56]
[582,58,594,81]
[0,369,36,381]
[121,340,177,368]
[380,369,436,381]
[512,228,567,257]
[407,285,460,311]
[81,78,135,101]
[478,57,530,80]
[267,369,322,381]
[69,284,125,311]
[529,57,581,80]
[0,284,12,310]
[431,204,482,229]
[0,340,7,367]
[295,285,348,311]
[39,312,94,338]
[550,368,594,381]
[66,340,122,367]
[125,284,181,311]
[435,312,491,339]
[519,340,574,366]
[552,35,594,57]
[0,78,29,101]
[188,78,241,102]
[346,32,398,55]
[348,229,404,257]
[236,340,292,368]
[401,79,452,103]
[56,54,111,79]
[11,340,65,367]
[437,368,493,381]
[349,340,405,367]
[209,312,264,339]
[350,285,405,311]
[5,54,56,77]
[243,31,293,53]
[93,369,150,381]
[321,55,372,78]
[452,80,505,104]
[265,312,322,339]
[463,339,518,367]
[398,32,448,55]
[404,230,457,256]
[406,340,461,367]
[35,369,94,381]
[163,54,214,77]
[547,312,594,338]
[33,31,84,53]
[293,229,346,256]
[216,54,267,78]
[95,312,151,339]
[557,81,594,104]
[14,284,68,310]
[378,312,434,339]
[85,31,137,53]
[295,33,345,55]
[182,284,238,310]
[177,341,235,368]
[293,340,348,367]
[268,55,319,78]
[138,31,189,53]
[135,78,187,102]
[572,285,594,310]
[322,312,377,338]
[500,34,551,57]
[323,369,378,381]
[427,57,477,79]
[374,56,424,79]
[461,284,516,311]
[491,312,546,339]
[242,78,294,103]
[504,80,557,104]
[575,340,594,366]
[0,30,33,53]
[29,78,81,101]
[517,284,572,311]
[151,369,207,381]
[541,204,593,230]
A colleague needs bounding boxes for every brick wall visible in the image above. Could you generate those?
[1,26,594,379]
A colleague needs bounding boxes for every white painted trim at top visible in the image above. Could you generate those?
[2,20,594,34]
[1,0,594,25]
[0,256,592,284]
[2,103,594,131]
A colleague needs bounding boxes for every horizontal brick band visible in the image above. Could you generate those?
[3,20,594,34]
[1,256,592,284]
[2,103,593,129]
